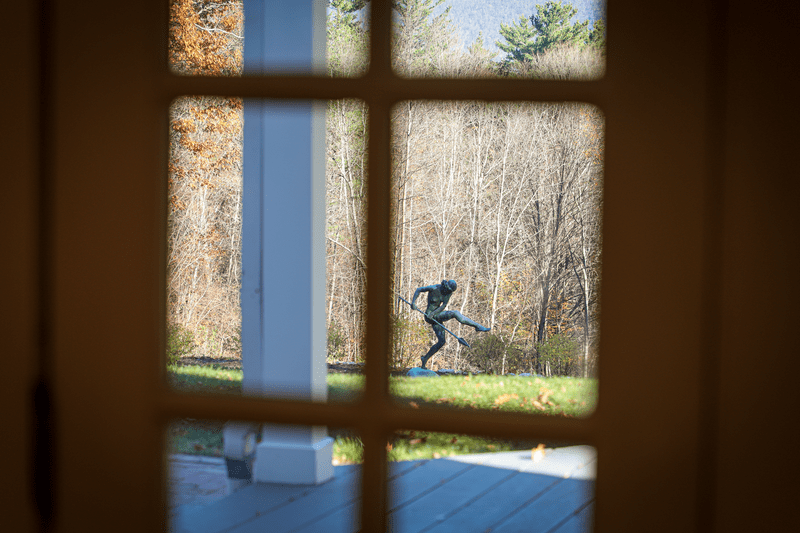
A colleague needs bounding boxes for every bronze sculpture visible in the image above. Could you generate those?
[403,279,490,369]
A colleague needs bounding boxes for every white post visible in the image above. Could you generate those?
[225,0,332,486]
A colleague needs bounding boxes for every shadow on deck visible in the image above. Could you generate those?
[171,447,595,533]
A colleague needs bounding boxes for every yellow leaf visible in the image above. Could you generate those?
[494,393,519,405]
[532,443,546,462]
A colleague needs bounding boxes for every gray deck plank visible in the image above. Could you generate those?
[224,469,361,533]
[492,478,594,533]
[550,502,594,533]
[422,472,562,533]
[176,484,308,533]
[288,500,360,533]
[389,460,428,479]
[175,466,358,533]
[388,464,518,532]
[388,460,475,509]
[282,460,476,533]
[173,454,595,533]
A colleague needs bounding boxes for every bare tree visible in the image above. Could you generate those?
[165,2,604,376]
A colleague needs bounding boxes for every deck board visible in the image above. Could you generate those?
[177,481,310,533]
[422,471,564,533]
[389,465,517,532]
[388,460,475,510]
[550,502,594,533]
[225,467,361,533]
[173,448,595,533]
[492,478,594,533]
[289,500,360,533]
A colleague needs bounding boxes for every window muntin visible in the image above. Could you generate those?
[164,1,601,531]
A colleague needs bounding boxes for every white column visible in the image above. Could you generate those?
[226,0,332,486]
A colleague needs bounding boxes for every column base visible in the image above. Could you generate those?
[253,436,334,485]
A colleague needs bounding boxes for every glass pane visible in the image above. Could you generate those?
[391,100,602,414]
[391,0,606,79]
[167,419,362,531]
[167,96,367,403]
[169,0,244,76]
[168,0,369,77]
[391,374,597,417]
[167,95,243,367]
[328,0,370,77]
[385,430,596,532]
[327,98,369,365]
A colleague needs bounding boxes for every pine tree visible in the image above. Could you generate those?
[328,0,369,76]
[392,0,458,76]
[496,1,602,66]
[588,18,606,51]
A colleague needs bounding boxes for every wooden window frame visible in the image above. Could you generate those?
[9,1,800,532]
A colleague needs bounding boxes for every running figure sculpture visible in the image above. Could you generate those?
[410,279,490,369]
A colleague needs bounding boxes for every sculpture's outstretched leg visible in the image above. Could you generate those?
[440,310,491,332]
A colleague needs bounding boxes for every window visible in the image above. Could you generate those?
[15,1,765,532]
[165,2,601,529]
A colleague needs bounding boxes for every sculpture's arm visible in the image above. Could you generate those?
[430,291,451,317]
[430,302,446,317]
[410,285,434,312]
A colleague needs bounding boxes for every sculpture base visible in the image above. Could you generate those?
[407,368,439,377]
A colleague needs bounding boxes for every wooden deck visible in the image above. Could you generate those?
[172,447,595,533]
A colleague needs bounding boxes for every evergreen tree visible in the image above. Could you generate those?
[328,0,369,76]
[587,18,606,51]
[392,0,458,76]
[496,1,602,65]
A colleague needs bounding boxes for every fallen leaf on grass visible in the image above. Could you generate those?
[494,393,520,406]
[538,388,553,404]
[531,400,546,411]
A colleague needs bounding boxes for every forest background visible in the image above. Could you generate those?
[167,0,605,377]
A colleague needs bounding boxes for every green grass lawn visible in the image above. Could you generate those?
[166,364,597,462]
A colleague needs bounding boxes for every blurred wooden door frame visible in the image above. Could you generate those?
[3,1,798,532]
